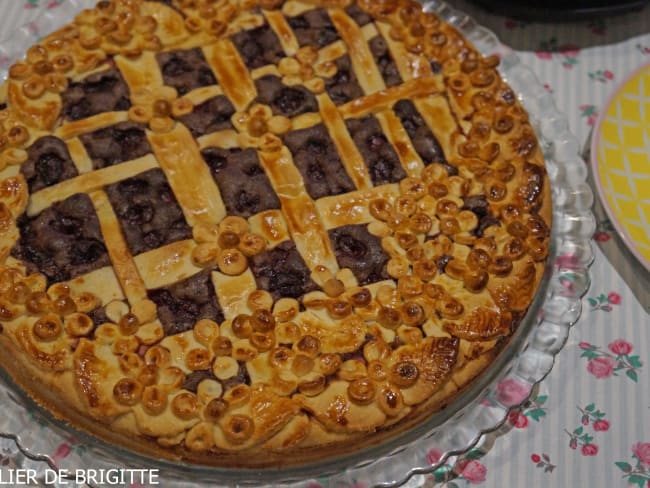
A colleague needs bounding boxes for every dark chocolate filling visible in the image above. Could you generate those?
[179,95,235,138]
[329,224,390,286]
[11,194,110,285]
[324,55,364,106]
[21,136,79,193]
[393,99,456,174]
[148,270,224,336]
[105,168,191,255]
[288,8,340,48]
[254,75,319,118]
[221,361,251,390]
[282,123,355,199]
[249,241,319,301]
[156,48,217,96]
[231,24,285,70]
[345,115,406,185]
[369,35,402,88]
[344,4,373,25]
[182,370,218,393]
[61,67,131,121]
[80,121,152,170]
[200,147,280,218]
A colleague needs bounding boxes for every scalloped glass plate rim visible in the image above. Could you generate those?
[0,1,592,487]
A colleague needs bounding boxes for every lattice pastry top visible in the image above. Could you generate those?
[0,0,551,465]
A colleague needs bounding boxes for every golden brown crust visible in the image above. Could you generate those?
[0,0,552,466]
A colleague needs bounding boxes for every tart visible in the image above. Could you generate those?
[0,0,551,467]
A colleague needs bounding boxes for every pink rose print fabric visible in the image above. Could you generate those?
[506,393,548,428]
[616,442,650,487]
[632,443,650,466]
[587,292,621,312]
[587,356,615,378]
[456,460,487,484]
[535,38,581,68]
[565,404,610,457]
[530,453,556,473]
[579,340,643,382]
[495,378,531,407]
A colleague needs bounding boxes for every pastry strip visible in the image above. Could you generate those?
[264,10,300,56]
[133,239,203,290]
[27,154,159,216]
[115,52,165,95]
[337,77,443,119]
[181,86,224,106]
[211,269,258,319]
[258,146,339,272]
[89,189,148,304]
[282,0,314,17]
[413,96,461,162]
[247,209,291,249]
[197,130,240,150]
[316,24,378,64]
[315,184,400,228]
[65,137,94,174]
[203,41,257,112]
[316,92,372,190]
[55,112,129,141]
[329,8,385,95]
[66,267,125,305]
[375,22,435,81]
[148,124,226,226]
[375,110,424,177]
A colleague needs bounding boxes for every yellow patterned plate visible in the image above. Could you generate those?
[592,62,650,272]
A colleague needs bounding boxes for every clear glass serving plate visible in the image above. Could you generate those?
[0,1,595,487]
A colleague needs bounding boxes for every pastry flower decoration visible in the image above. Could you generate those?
[0,110,32,170]
[181,0,252,39]
[277,46,338,94]
[191,216,267,276]
[127,86,194,133]
[8,44,72,102]
[232,104,292,153]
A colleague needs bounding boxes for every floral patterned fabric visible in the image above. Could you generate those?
[1,1,650,487]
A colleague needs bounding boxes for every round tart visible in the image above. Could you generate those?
[0,0,551,467]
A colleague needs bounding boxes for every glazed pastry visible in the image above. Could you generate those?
[0,0,551,465]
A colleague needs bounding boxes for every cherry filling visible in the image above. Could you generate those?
[369,36,402,88]
[156,48,217,96]
[345,115,406,185]
[288,9,340,48]
[329,224,390,286]
[249,241,319,301]
[282,124,355,199]
[148,270,224,335]
[105,168,191,255]
[80,121,152,170]
[61,67,131,121]
[231,24,285,70]
[324,55,364,105]
[200,147,280,218]
[11,194,110,285]
[254,75,319,118]
[22,136,79,193]
[393,99,455,174]
[179,95,235,138]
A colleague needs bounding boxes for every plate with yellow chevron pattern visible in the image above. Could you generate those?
[592,62,650,272]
